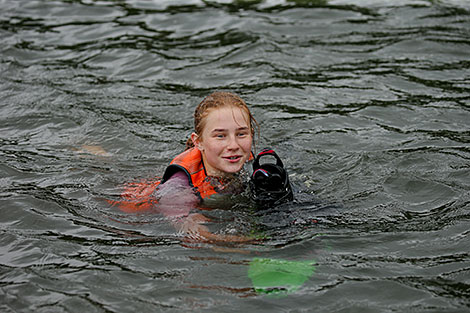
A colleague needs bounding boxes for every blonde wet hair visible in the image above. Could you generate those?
[185,91,259,150]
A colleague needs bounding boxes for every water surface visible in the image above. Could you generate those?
[1,0,469,312]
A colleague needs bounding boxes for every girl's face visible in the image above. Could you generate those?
[192,106,252,176]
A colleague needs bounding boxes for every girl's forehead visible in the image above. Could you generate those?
[206,106,250,125]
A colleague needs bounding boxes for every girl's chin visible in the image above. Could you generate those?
[210,164,244,176]
[225,162,246,173]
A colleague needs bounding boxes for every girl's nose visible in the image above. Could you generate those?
[227,134,239,150]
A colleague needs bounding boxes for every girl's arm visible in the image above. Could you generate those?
[157,172,254,244]
[154,171,198,218]
[112,171,254,244]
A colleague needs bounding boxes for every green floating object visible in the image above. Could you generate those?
[248,258,316,295]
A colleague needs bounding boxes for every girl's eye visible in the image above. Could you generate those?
[238,132,248,137]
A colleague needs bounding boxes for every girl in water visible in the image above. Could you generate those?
[114,91,260,242]
[160,91,258,202]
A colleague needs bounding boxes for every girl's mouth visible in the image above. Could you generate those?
[225,156,241,162]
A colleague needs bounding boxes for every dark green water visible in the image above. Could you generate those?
[1,0,469,312]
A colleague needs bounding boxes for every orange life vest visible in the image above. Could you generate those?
[109,148,213,213]
[108,179,160,213]
[110,147,251,212]
[162,147,218,200]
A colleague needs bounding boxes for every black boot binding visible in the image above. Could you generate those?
[250,148,294,208]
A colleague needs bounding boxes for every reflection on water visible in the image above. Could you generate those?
[1,0,470,312]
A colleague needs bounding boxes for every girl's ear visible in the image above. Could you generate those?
[191,132,203,151]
